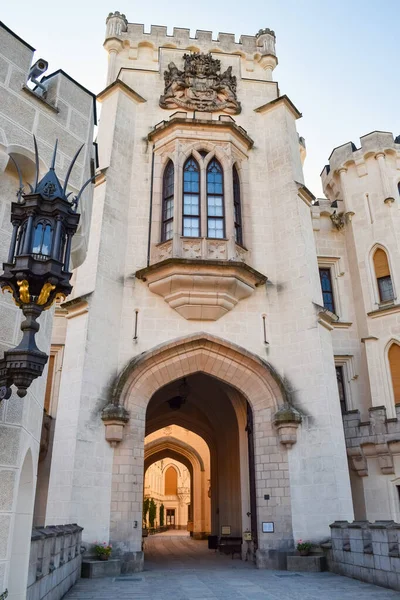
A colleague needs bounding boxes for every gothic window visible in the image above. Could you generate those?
[319,268,335,313]
[389,343,400,404]
[183,157,200,237]
[207,159,225,239]
[335,365,347,414]
[165,466,178,495]
[373,248,394,303]
[233,165,243,245]
[32,221,52,258]
[162,161,174,242]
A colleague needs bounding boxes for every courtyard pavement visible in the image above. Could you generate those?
[65,531,400,599]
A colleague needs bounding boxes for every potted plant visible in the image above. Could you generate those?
[296,540,312,556]
[94,541,112,561]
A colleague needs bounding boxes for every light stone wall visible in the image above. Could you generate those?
[0,22,95,597]
[45,13,353,572]
[315,131,400,523]
[144,459,191,528]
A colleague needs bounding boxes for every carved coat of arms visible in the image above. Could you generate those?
[160,53,241,115]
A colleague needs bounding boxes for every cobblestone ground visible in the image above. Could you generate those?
[66,532,400,600]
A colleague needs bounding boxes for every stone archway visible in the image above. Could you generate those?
[103,333,301,572]
[144,435,210,538]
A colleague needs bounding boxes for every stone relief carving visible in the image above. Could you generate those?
[207,241,227,260]
[183,240,201,259]
[234,244,247,263]
[156,240,173,262]
[160,53,241,115]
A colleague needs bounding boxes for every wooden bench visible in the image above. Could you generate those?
[218,536,242,558]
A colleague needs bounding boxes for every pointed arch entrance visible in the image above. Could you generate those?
[106,333,299,571]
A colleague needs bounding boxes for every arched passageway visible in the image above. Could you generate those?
[109,333,293,572]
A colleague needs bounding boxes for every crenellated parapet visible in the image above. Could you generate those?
[321,131,400,209]
[103,12,278,83]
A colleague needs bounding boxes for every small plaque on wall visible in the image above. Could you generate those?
[262,522,274,533]
[221,526,231,535]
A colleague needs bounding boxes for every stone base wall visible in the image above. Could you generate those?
[27,525,84,600]
[329,520,400,591]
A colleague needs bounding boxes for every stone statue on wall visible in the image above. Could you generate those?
[160,52,241,114]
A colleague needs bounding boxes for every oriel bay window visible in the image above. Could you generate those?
[183,157,200,237]
[162,160,174,241]
[207,159,225,238]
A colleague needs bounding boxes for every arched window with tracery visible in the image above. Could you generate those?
[233,165,243,244]
[207,159,224,238]
[162,160,174,241]
[389,343,400,404]
[183,157,200,237]
[373,247,394,303]
[165,466,178,495]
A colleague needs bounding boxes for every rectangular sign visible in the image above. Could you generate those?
[262,522,274,533]
[221,526,231,535]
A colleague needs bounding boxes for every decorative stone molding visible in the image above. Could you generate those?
[101,403,130,446]
[343,405,400,476]
[273,404,302,448]
[135,258,267,320]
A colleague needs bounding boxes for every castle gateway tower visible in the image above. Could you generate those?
[44,12,354,571]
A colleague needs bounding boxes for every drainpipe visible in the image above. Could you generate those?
[147,144,155,267]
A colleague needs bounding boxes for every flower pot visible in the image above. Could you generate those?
[97,555,109,561]
[299,550,310,556]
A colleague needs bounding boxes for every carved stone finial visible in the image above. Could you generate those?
[101,403,129,446]
[105,11,128,38]
[273,404,301,448]
[160,53,241,115]
[256,28,276,39]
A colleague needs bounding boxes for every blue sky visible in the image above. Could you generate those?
[2,0,399,196]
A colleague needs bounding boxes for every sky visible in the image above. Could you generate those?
[2,0,399,197]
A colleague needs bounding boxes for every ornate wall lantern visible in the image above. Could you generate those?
[0,137,93,399]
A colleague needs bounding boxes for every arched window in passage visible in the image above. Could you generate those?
[207,159,225,239]
[373,247,394,303]
[165,466,178,495]
[389,343,400,404]
[183,157,200,237]
[161,161,174,242]
[233,165,243,245]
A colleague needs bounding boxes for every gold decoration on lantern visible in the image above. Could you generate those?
[37,282,56,306]
[17,280,30,303]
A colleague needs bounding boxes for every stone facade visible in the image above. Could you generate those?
[43,11,354,574]
[0,22,95,600]
[315,131,400,523]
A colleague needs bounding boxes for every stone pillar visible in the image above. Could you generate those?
[375,152,395,204]
[104,12,127,85]
[338,167,355,217]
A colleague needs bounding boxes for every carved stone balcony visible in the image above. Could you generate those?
[136,257,267,321]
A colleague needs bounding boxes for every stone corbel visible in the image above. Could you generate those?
[347,447,368,477]
[375,443,395,475]
[101,403,129,446]
[273,404,302,448]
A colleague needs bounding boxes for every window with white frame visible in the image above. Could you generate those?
[182,157,200,237]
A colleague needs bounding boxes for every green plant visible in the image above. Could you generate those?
[160,503,165,527]
[93,541,112,559]
[296,539,312,553]
[149,498,157,528]
[143,497,150,526]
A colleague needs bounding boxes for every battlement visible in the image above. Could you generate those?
[105,11,276,57]
[321,130,400,183]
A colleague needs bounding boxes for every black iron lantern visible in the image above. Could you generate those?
[0,137,93,399]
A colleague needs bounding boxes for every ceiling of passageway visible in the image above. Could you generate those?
[146,373,244,444]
